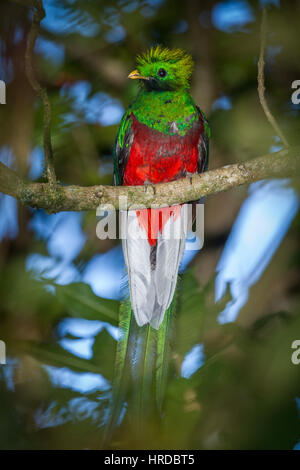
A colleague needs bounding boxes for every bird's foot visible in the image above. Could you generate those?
[144,181,156,195]
[186,171,195,185]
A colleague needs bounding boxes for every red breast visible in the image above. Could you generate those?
[123,114,202,186]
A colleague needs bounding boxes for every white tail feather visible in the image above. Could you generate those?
[121,205,189,329]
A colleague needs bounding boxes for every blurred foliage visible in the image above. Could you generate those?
[0,265,299,449]
[0,0,300,450]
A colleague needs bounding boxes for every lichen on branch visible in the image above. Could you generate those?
[0,148,299,213]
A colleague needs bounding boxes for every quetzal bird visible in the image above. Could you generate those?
[114,46,209,329]
[105,47,209,440]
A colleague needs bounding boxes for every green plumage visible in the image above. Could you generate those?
[125,90,198,135]
[114,45,209,185]
[103,299,175,444]
[114,89,200,184]
[137,46,194,89]
[116,46,198,142]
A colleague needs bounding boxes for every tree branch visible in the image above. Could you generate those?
[24,0,57,185]
[257,8,290,148]
[0,149,299,213]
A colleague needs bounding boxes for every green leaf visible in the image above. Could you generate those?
[175,270,230,357]
[15,332,115,381]
[15,339,102,374]
[55,282,119,325]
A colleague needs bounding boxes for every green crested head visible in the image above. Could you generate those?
[128,46,194,91]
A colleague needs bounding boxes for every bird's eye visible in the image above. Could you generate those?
[158,68,167,78]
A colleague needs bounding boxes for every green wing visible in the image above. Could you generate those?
[113,109,133,186]
[196,106,210,173]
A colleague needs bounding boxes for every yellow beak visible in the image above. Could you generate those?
[128,69,148,80]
